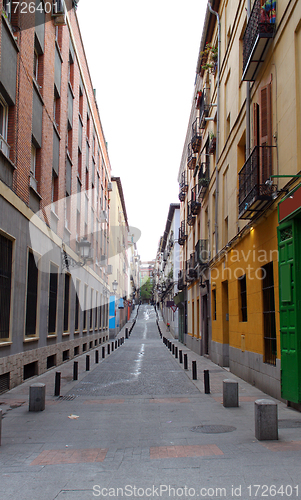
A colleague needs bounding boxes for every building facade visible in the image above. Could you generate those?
[108,176,130,337]
[177,0,301,403]
[0,0,111,391]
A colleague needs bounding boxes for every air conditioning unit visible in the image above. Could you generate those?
[52,0,67,25]
[107,182,113,192]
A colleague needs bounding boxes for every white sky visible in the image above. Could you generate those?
[77,1,206,261]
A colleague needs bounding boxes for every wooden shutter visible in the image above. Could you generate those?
[253,103,259,147]
[260,83,272,183]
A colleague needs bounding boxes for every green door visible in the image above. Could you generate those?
[278,219,301,402]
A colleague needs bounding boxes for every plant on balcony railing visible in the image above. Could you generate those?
[200,43,218,74]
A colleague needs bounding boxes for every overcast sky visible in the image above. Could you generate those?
[77,1,206,261]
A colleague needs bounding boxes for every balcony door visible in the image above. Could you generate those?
[253,83,272,183]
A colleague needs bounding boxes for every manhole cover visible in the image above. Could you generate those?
[191,425,236,434]
[278,419,301,429]
[58,395,77,401]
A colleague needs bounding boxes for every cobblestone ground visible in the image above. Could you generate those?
[1,305,301,500]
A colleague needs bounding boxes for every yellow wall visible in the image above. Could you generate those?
[211,209,280,358]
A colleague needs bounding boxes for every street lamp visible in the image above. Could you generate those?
[112,280,118,294]
[61,237,92,271]
[78,237,91,261]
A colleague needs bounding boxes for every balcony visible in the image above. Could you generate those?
[187,201,196,226]
[187,141,197,170]
[186,254,197,282]
[179,171,188,202]
[178,270,185,290]
[242,0,276,81]
[178,221,187,245]
[238,145,277,220]
[198,162,210,199]
[197,88,210,129]
[191,117,202,153]
[195,239,209,266]
[191,185,201,215]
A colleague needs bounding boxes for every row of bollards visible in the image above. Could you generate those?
[162,336,210,394]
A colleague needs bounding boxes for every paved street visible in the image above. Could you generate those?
[1,305,301,500]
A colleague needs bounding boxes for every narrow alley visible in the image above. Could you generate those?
[1,305,301,500]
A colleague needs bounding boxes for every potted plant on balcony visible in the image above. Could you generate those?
[208,131,216,154]
[200,43,218,74]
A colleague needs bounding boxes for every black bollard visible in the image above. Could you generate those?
[192,361,197,380]
[125,328,128,339]
[108,344,110,355]
[73,361,78,381]
[86,355,90,371]
[175,346,178,359]
[204,369,210,394]
[54,371,61,396]
[172,344,175,355]
[118,339,120,347]
[102,346,105,359]
[179,350,183,364]
[112,342,114,352]
[115,340,118,349]
[184,353,188,370]
[95,350,99,364]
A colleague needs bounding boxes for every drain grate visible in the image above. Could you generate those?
[191,425,236,434]
[278,419,301,429]
[57,395,77,401]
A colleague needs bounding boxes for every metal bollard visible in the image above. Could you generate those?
[95,350,99,364]
[118,339,120,347]
[54,371,61,397]
[108,344,110,355]
[73,361,78,380]
[115,340,118,349]
[175,346,178,359]
[172,344,175,355]
[102,346,105,359]
[112,342,114,352]
[179,350,183,363]
[86,354,90,371]
[192,361,197,380]
[184,353,188,370]
[126,328,128,339]
[204,369,210,394]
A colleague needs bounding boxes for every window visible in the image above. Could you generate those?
[31,144,37,178]
[89,289,93,330]
[0,97,8,142]
[34,48,39,81]
[212,288,216,321]
[238,274,247,322]
[262,262,277,365]
[51,170,58,206]
[75,279,80,331]
[63,273,70,333]
[83,284,88,330]
[0,234,13,340]
[25,251,39,337]
[48,264,58,334]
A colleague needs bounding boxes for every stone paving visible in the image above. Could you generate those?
[1,305,301,499]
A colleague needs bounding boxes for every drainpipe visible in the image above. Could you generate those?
[246,0,251,157]
[208,1,221,255]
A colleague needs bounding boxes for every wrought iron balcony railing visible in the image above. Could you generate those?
[242,0,275,81]
[191,185,201,215]
[195,239,209,266]
[198,162,210,199]
[187,201,196,226]
[187,141,197,170]
[186,255,197,282]
[179,171,188,201]
[178,269,185,290]
[238,145,277,220]
[198,87,210,129]
[191,117,202,154]
[178,220,187,245]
